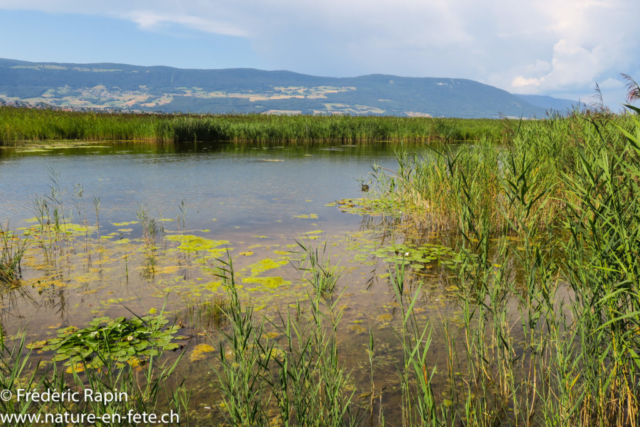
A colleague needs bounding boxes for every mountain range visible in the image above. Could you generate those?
[0,58,580,118]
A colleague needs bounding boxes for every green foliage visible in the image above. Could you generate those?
[213,255,364,425]
[296,241,341,296]
[371,242,461,267]
[1,331,187,426]
[27,315,181,368]
[371,105,640,425]
[0,223,28,287]
[1,105,513,145]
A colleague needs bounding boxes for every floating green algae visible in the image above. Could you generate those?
[190,344,215,362]
[303,230,324,235]
[166,234,230,254]
[52,223,96,235]
[242,276,291,289]
[16,149,53,153]
[245,258,288,276]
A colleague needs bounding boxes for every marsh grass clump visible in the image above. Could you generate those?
[136,204,162,246]
[210,256,364,425]
[296,240,340,297]
[0,223,28,287]
[370,111,638,233]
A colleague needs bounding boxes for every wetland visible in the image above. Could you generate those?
[1,108,640,426]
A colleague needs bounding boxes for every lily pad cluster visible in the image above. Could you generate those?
[371,242,461,268]
[27,315,183,369]
[335,198,400,216]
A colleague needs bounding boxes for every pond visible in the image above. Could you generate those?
[0,141,488,424]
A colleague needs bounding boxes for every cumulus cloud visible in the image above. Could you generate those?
[0,0,638,99]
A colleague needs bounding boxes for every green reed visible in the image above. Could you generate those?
[210,252,364,426]
[296,240,341,297]
[370,106,640,426]
[0,222,28,288]
[1,106,513,145]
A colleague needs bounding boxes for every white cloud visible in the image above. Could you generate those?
[599,78,625,90]
[126,11,249,37]
[0,0,638,100]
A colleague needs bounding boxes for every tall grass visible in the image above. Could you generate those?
[211,255,364,425]
[369,106,640,426]
[374,111,637,233]
[1,106,512,145]
[0,223,28,287]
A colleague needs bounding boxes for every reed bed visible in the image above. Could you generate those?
[1,106,511,145]
[364,106,640,426]
[374,110,638,233]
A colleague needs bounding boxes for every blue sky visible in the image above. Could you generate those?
[1,1,638,106]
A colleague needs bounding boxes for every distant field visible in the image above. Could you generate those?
[0,84,378,116]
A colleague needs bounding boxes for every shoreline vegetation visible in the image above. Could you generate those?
[0,105,567,146]
[2,103,640,425]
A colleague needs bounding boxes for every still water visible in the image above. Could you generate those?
[0,141,465,423]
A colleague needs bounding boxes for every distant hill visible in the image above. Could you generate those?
[0,58,574,118]
[515,94,581,112]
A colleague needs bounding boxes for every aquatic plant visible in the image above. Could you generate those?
[369,104,640,426]
[136,204,161,246]
[0,223,28,287]
[296,240,340,297]
[26,314,182,370]
[1,105,516,146]
[212,255,364,425]
[0,330,187,426]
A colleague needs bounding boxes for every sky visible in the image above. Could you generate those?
[1,0,639,107]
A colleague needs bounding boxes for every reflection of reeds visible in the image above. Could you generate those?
[174,295,229,330]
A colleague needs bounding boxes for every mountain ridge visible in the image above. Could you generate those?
[0,58,575,118]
